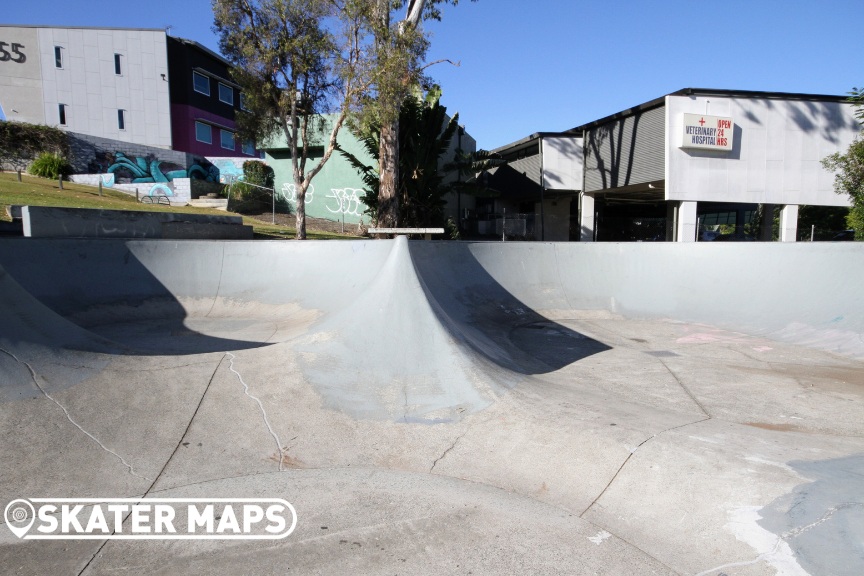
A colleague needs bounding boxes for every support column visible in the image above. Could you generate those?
[579,193,595,242]
[666,202,677,241]
[780,205,799,242]
[675,201,698,242]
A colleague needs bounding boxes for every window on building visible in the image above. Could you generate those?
[218,83,234,105]
[241,140,256,156]
[220,129,235,151]
[54,46,64,68]
[118,109,126,130]
[193,71,210,96]
[114,53,123,75]
[195,121,212,144]
[239,93,250,111]
[58,103,67,125]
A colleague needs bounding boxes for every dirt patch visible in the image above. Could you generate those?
[245,212,367,237]
[733,363,864,396]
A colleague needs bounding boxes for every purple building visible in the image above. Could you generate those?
[167,37,259,159]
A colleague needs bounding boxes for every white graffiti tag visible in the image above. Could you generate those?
[326,188,367,217]
[281,182,314,204]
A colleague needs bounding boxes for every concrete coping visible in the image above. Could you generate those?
[5,205,23,220]
[368,227,445,240]
[20,205,245,239]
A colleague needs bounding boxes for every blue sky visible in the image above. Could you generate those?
[2,0,861,148]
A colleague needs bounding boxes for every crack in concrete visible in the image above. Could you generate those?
[76,353,225,576]
[580,416,711,519]
[0,347,149,481]
[264,324,281,344]
[695,503,864,576]
[783,502,864,539]
[658,357,712,418]
[225,352,286,472]
[429,426,472,473]
[204,248,226,319]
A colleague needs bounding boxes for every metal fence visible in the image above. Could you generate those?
[225,179,287,224]
[797,227,855,242]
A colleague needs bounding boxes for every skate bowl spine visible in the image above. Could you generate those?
[0,238,862,358]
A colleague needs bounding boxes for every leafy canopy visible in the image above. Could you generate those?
[821,87,864,239]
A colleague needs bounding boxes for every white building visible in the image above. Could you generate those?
[0,25,172,149]
[489,89,860,242]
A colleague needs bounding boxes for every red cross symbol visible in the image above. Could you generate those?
[699,117,706,126]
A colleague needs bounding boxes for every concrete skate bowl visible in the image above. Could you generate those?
[1,237,863,576]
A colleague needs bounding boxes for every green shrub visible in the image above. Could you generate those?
[28,152,70,180]
[0,122,69,178]
[242,160,274,188]
[228,180,290,214]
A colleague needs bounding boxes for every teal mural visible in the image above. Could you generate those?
[209,158,245,183]
[147,182,175,197]
[107,152,186,182]
[107,152,219,183]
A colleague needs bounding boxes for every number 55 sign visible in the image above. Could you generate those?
[0,42,26,64]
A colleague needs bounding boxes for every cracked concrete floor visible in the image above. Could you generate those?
[1,238,863,575]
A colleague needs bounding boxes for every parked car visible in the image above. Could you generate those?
[831,230,855,241]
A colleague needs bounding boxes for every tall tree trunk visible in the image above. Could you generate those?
[295,174,307,240]
[295,192,307,240]
[378,121,399,229]
[374,0,425,233]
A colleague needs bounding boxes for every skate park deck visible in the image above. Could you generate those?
[1,236,862,575]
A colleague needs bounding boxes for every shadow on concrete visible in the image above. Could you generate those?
[1,238,610,376]
[410,242,611,375]
[0,239,272,357]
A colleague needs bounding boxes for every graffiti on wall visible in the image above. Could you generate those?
[106,152,219,183]
[147,183,175,197]
[281,182,315,204]
[281,182,369,219]
[107,153,186,183]
[209,158,245,183]
[326,188,366,217]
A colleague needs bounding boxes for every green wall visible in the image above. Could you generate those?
[264,118,374,225]
[264,113,477,226]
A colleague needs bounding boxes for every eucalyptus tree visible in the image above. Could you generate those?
[213,0,370,239]
[363,0,471,229]
[339,86,459,228]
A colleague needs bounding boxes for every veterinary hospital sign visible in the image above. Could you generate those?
[681,113,734,151]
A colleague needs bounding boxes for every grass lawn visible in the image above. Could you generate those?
[0,172,352,239]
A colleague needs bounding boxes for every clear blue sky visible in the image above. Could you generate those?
[2,0,861,148]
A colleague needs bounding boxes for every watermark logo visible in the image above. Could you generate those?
[4,498,296,540]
